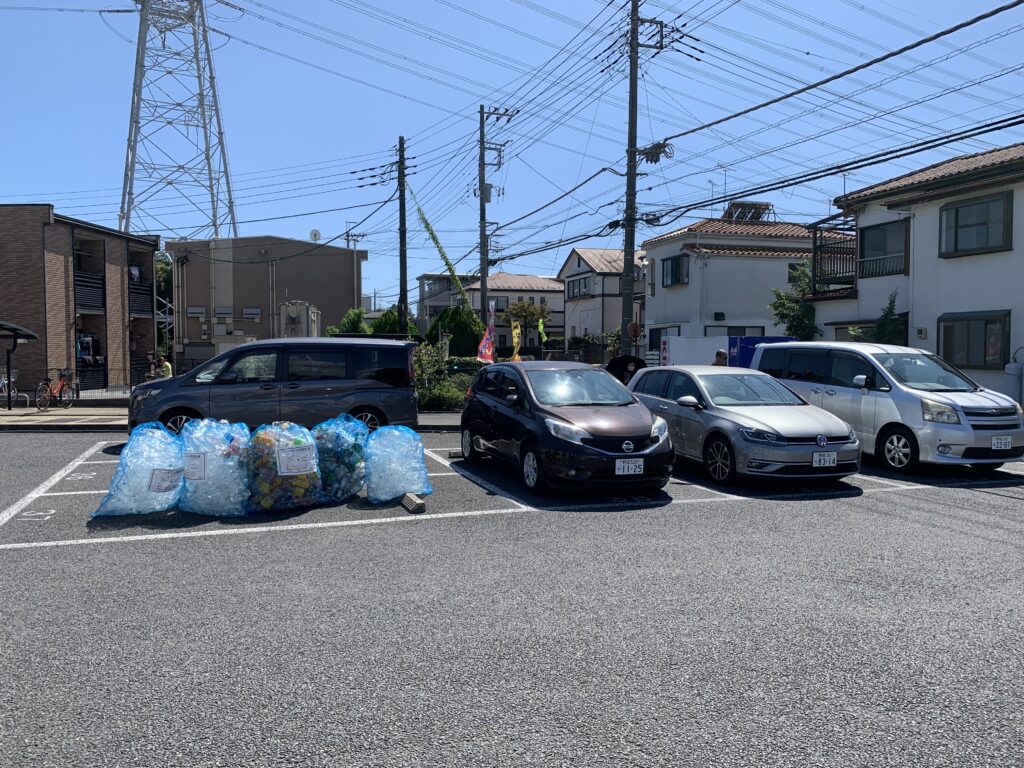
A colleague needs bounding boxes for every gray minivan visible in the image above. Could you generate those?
[751,341,1024,473]
[129,337,418,432]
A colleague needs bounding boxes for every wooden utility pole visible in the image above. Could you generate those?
[477,105,489,326]
[620,0,640,341]
[398,135,408,333]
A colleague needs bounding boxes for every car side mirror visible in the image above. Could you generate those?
[505,393,519,407]
[853,374,875,390]
[216,371,239,385]
[676,395,701,409]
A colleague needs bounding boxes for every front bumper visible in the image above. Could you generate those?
[540,435,674,487]
[735,439,861,478]
[915,422,1024,464]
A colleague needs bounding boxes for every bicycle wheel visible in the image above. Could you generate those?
[60,388,74,408]
[35,384,52,411]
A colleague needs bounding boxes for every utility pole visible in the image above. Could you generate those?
[478,105,489,326]
[398,135,409,334]
[620,0,641,342]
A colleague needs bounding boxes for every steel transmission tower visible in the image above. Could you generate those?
[119,0,238,239]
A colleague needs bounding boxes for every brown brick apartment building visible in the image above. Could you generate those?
[0,204,159,393]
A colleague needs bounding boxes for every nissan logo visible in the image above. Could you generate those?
[816,434,828,447]
[622,440,634,453]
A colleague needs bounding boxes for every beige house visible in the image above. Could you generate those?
[556,247,646,346]
[167,235,365,371]
[465,271,565,350]
[0,204,159,392]
[415,271,476,331]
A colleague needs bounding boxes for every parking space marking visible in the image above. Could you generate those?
[0,440,111,529]
[422,449,453,469]
[40,490,108,496]
[428,472,457,477]
[0,506,530,552]
[81,460,120,465]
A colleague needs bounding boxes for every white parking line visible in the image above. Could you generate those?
[40,490,108,496]
[80,460,120,464]
[0,441,111,529]
[422,449,453,469]
[0,506,529,552]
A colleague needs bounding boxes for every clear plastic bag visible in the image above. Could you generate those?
[247,421,322,512]
[313,414,369,505]
[364,426,433,504]
[93,422,184,517]
[178,418,251,517]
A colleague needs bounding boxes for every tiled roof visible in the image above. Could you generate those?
[684,245,811,258]
[465,271,563,292]
[570,248,646,274]
[838,142,1024,206]
[643,218,814,247]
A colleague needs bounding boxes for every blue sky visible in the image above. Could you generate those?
[2,0,1023,315]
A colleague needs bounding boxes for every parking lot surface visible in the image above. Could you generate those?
[1,431,1022,766]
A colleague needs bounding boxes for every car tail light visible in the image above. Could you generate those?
[407,349,415,386]
[466,386,472,397]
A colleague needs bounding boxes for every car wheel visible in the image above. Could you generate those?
[879,426,918,473]
[703,435,737,485]
[461,428,481,463]
[161,409,198,435]
[350,408,386,431]
[520,444,548,492]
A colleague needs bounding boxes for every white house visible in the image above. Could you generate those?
[415,271,475,331]
[555,248,646,345]
[808,142,1024,400]
[641,202,817,360]
[465,271,565,350]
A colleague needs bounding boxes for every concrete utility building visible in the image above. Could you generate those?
[166,235,365,371]
[0,204,160,392]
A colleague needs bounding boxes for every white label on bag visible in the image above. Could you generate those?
[183,452,207,481]
[277,444,316,476]
[149,467,184,493]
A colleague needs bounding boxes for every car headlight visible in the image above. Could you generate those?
[543,418,591,445]
[738,427,787,445]
[651,416,668,443]
[1015,401,1024,419]
[847,424,857,442]
[131,388,157,401]
[922,399,960,424]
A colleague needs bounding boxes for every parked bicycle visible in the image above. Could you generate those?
[0,369,16,400]
[36,368,74,411]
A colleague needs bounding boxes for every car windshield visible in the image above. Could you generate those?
[700,373,805,407]
[526,369,634,406]
[871,353,978,392]
[192,357,228,384]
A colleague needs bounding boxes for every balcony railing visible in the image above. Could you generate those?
[74,271,105,312]
[809,212,857,298]
[128,282,154,316]
[858,252,906,279]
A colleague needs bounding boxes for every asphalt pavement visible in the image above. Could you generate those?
[1,432,1022,767]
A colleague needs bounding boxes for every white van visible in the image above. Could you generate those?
[751,341,1024,473]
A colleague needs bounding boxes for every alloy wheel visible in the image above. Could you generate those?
[522,451,539,488]
[165,414,191,434]
[884,434,912,469]
[707,441,732,482]
[354,410,382,431]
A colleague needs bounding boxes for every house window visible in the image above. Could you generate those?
[705,326,764,337]
[938,310,1010,369]
[648,326,662,352]
[529,296,535,305]
[518,296,524,303]
[494,296,509,311]
[539,296,546,305]
[662,254,689,287]
[859,220,907,278]
[566,277,591,299]
[940,191,1012,258]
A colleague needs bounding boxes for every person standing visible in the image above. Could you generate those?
[712,349,728,366]
[157,356,173,378]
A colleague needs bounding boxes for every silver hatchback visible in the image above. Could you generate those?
[629,365,860,483]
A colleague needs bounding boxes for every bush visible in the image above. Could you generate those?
[426,304,485,356]
[449,372,475,393]
[447,356,487,375]
[418,379,466,411]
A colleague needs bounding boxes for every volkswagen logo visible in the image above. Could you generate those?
[622,440,634,453]
[816,434,828,447]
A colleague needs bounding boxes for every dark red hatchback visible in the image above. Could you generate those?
[460,361,674,493]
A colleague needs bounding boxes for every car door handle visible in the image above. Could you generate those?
[260,384,278,390]
[811,388,823,394]
[658,405,669,410]
[825,389,836,396]
[282,383,300,389]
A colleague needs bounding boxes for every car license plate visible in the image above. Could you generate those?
[812,452,837,468]
[992,436,1012,450]
[615,458,644,475]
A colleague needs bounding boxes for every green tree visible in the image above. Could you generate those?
[768,261,820,341]
[155,256,173,354]
[500,300,550,329]
[326,307,370,336]
[426,304,485,357]
[850,290,905,344]
[370,306,416,336]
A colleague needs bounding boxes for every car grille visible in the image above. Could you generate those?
[962,447,1024,459]
[786,435,852,445]
[970,422,1021,431]
[963,406,1018,417]
[581,435,655,453]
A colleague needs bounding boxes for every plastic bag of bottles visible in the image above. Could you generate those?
[364,426,433,504]
[247,421,321,512]
[178,418,251,517]
[313,414,369,505]
[93,422,184,517]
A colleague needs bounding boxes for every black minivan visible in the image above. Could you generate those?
[129,337,417,432]
[461,361,674,493]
